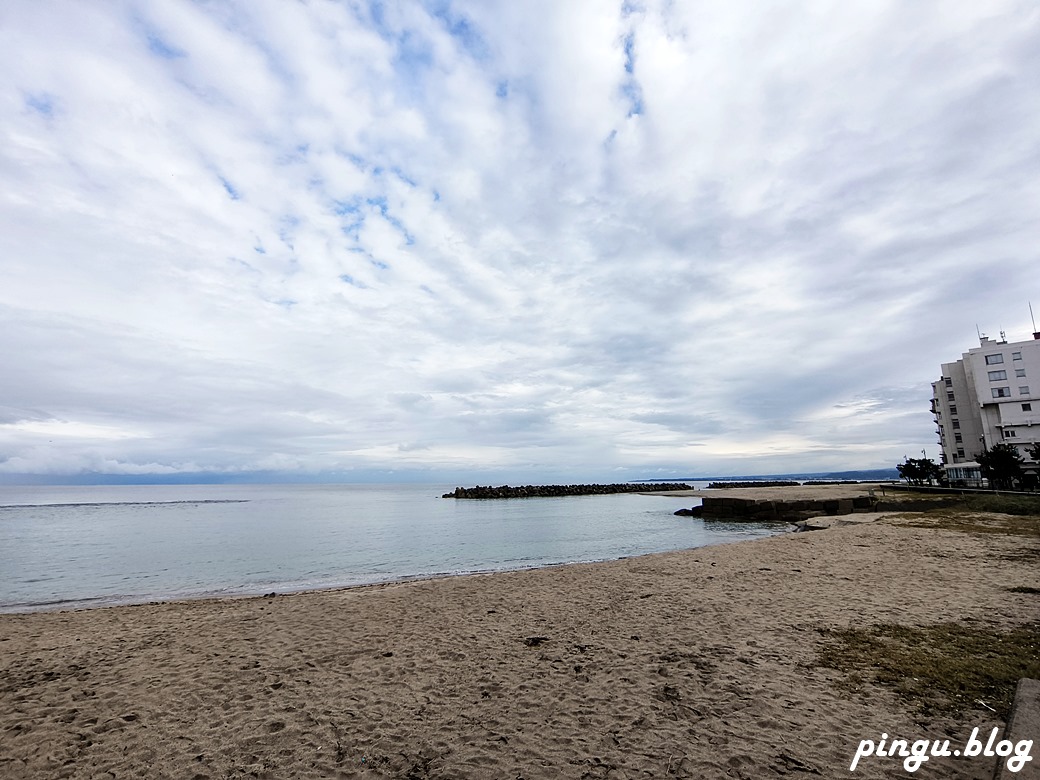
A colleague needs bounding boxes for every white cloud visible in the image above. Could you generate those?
[0,0,1037,480]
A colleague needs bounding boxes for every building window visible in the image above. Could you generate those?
[952,419,961,429]
[1024,403,1033,411]
[949,405,958,415]
[944,377,953,386]
[992,387,1011,398]
[1020,386,1030,395]
[954,433,963,443]
[1013,351,1022,360]
[947,392,955,401]
[989,370,1008,380]
[986,354,1004,365]
[1016,368,1027,377]
[956,448,965,458]
[1004,430,1017,438]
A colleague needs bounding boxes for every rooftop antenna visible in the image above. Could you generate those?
[1032,302,1039,339]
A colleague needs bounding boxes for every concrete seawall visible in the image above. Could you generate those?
[697,495,879,523]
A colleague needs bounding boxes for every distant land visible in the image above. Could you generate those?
[636,468,901,483]
[0,467,902,487]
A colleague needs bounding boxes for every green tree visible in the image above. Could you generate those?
[976,443,1025,490]
[897,457,943,486]
[1025,442,1040,491]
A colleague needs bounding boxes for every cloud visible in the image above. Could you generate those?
[0,1,1037,480]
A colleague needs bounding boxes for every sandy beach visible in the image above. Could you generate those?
[647,481,899,501]
[2,494,1037,779]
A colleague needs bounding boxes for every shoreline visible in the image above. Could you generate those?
[3,507,1036,778]
[2,485,803,616]
[0,527,788,616]
[0,480,909,615]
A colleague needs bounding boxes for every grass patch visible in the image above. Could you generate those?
[890,510,1040,539]
[816,622,1040,719]
[962,494,1040,516]
[883,489,1040,517]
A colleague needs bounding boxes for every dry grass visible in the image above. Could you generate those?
[816,622,1040,720]
[817,500,1039,721]
[885,510,1040,539]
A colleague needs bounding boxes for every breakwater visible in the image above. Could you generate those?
[442,483,691,499]
[679,495,879,522]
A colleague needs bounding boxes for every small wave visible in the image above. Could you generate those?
[0,499,249,509]
[0,594,134,613]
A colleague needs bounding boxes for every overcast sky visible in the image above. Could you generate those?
[2,1,1038,484]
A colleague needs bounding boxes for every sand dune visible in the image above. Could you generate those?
[2,512,1036,779]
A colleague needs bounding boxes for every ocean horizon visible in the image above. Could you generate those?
[0,482,784,614]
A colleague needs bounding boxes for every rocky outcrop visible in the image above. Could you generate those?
[442,483,691,499]
[673,506,703,517]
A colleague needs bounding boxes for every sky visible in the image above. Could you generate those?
[2,1,1039,484]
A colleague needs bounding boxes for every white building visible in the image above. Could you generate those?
[931,331,1040,485]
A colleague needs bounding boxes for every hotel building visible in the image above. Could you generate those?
[931,331,1040,485]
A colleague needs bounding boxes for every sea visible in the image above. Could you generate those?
[0,482,784,614]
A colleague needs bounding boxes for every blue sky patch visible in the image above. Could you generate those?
[364,0,390,38]
[340,274,368,288]
[393,30,435,89]
[391,167,417,187]
[229,257,259,274]
[338,149,367,170]
[427,2,489,61]
[278,215,300,248]
[623,33,636,74]
[622,81,644,117]
[220,177,241,200]
[620,33,643,116]
[25,93,55,117]
[333,199,364,240]
[147,32,186,59]
[277,143,310,166]
[333,198,362,216]
[365,197,415,245]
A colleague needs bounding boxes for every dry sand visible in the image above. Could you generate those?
[646,481,898,501]
[2,500,1038,779]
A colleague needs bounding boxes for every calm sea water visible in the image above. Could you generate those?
[0,483,782,613]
